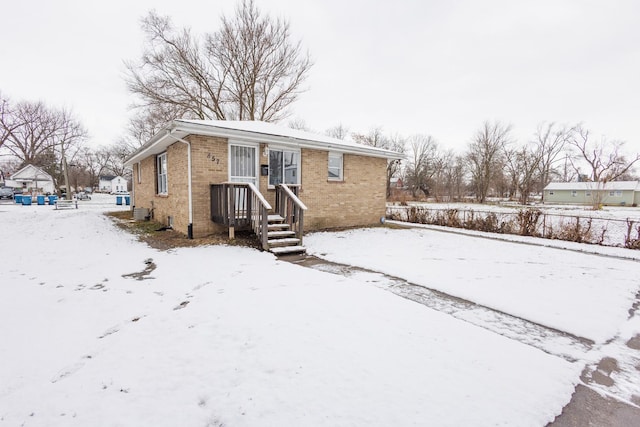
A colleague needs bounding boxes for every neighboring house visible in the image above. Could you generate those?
[99,175,127,193]
[98,175,115,192]
[390,177,404,189]
[543,181,640,206]
[5,164,55,194]
[123,120,404,252]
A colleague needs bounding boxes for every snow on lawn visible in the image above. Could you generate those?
[0,199,580,426]
[305,227,640,344]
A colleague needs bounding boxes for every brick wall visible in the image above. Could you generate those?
[299,148,387,230]
[132,135,229,238]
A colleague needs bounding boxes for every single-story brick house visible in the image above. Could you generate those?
[543,181,640,206]
[123,120,404,253]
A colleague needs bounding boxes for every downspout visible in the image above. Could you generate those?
[166,131,194,239]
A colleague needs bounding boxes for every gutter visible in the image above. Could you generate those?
[165,131,194,239]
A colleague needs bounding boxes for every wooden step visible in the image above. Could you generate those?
[267,230,296,238]
[268,237,301,247]
[267,223,290,230]
[268,214,285,222]
[270,245,306,255]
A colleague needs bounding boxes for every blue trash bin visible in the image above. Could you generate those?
[116,196,123,205]
[22,195,32,206]
[48,195,58,205]
[14,194,22,204]
[125,196,130,206]
[37,195,45,205]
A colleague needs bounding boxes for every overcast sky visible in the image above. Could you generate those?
[1,0,639,153]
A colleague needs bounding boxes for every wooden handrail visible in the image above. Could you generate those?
[276,184,306,244]
[245,182,272,211]
[278,184,307,211]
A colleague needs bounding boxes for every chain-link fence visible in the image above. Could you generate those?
[387,205,640,249]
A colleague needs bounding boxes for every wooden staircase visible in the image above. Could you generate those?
[266,214,306,255]
[211,183,307,256]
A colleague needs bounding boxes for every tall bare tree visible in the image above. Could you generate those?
[441,154,467,202]
[213,0,312,121]
[0,92,16,151]
[568,124,640,182]
[1,100,59,164]
[503,143,541,205]
[405,134,439,198]
[466,121,511,203]
[533,122,569,191]
[125,1,312,131]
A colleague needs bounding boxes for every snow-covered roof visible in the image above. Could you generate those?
[9,164,53,181]
[544,181,640,191]
[124,120,405,167]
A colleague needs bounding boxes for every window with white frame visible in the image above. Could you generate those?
[157,153,167,194]
[585,190,591,197]
[137,161,142,184]
[269,148,299,186]
[571,190,577,197]
[328,152,343,181]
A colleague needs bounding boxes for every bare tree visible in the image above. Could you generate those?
[124,105,180,150]
[533,122,570,191]
[125,1,312,128]
[213,0,312,121]
[442,154,467,202]
[503,143,541,205]
[0,92,16,151]
[0,100,60,163]
[287,117,308,130]
[76,145,113,190]
[567,124,640,208]
[404,134,439,198]
[105,140,134,179]
[568,124,640,182]
[466,121,511,203]
[325,123,349,140]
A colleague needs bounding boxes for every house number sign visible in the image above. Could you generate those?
[206,153,223,171]
[207,153,220,164]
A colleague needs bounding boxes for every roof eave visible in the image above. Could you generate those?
[124,120,406,167]
[172,121,405,160]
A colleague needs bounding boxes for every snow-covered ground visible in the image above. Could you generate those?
[1,194,638,426]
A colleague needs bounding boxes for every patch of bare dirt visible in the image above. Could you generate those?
[105,211,261,251]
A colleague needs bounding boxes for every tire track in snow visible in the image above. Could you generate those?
[292,255,593,362]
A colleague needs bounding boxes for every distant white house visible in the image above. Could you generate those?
[543,181,640,206]
[99,175,128,193]
[5,165,55,194]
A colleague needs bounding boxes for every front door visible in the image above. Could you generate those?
[229,144,258,215]
[229,144,258,185]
